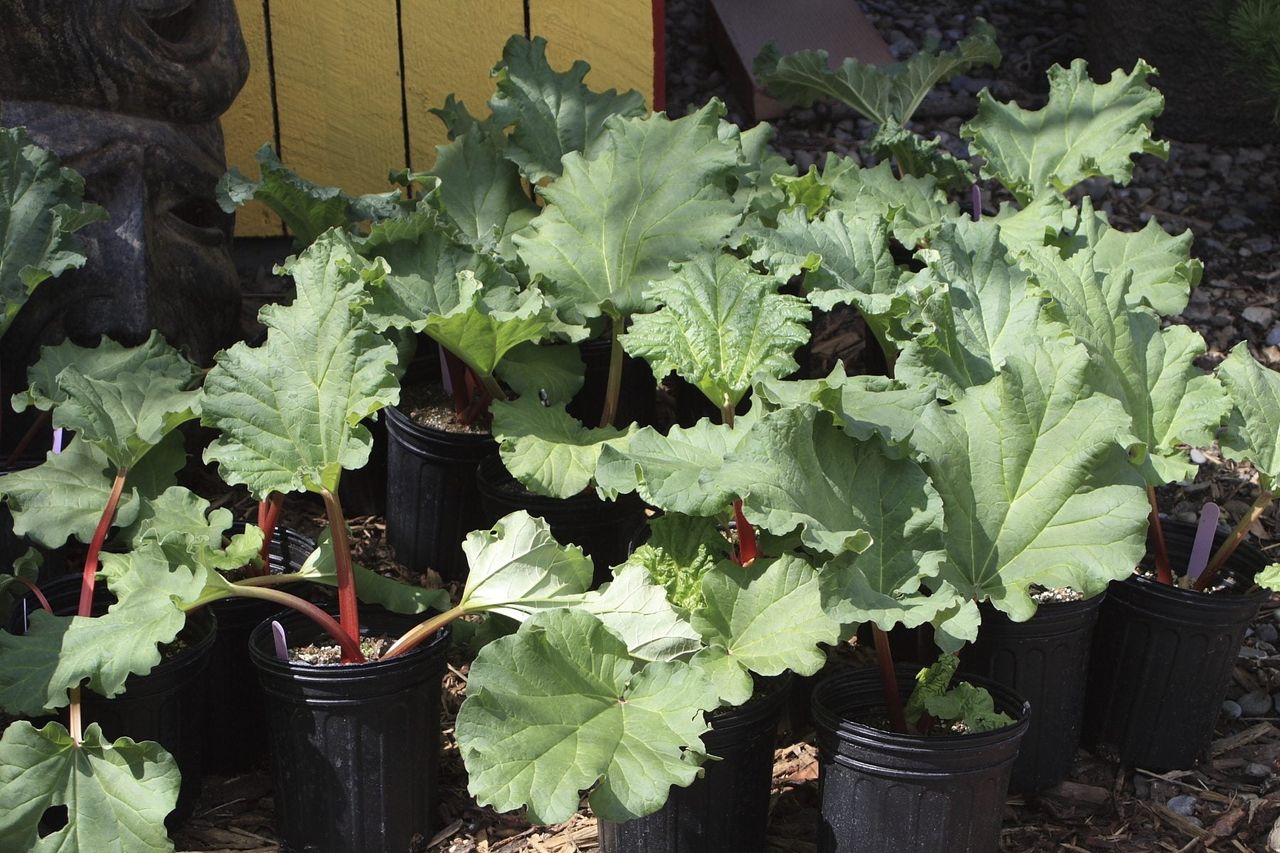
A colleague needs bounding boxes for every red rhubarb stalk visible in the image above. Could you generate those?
[319,486,364,663]
[256,492,284,569]
[79,468,127,616]
[1147,486,1173,585]
[732,500,758,567]
[872,626,908,734]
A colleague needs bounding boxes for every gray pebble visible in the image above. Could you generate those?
[1246,762,1272,779]
[1239,689,1273,716]
[1266,325,1280,347]
[1222,699,1243,719]
[1167,794,1198,816]
[1133,775,1151,798]
[1258,623,1279,645]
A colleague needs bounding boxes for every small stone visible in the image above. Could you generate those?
[1246,762,1272,779]
[1244,306,1276,326]
[1189,448,1208,465]
[1222,699,1243,719]
[1211,153,1234,176]
[1258,623,1279,645]
[1220,213,1254,231]
[1239,646,1267,660]
[1239,689,1273,716]
[1266,325,1280,347]
[1167,794,1199,816]
[1133,774,1151,798]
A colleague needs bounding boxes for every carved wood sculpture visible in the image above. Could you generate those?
[0,0,249,380]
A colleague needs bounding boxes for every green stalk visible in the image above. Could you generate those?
[1195,488,1274,592]
[382,604,467,658]
[479,373,509,402]
[598,317,625,428]
[187,584,365,661]
[719,402,735,429]
[319,486,364,663]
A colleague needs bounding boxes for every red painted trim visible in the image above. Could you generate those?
[652,0,666,111]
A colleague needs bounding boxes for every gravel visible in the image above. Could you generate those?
[1239,690,1274,717]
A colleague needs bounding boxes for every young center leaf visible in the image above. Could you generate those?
[961,59,1168,204]
[426,123,537,251]
[622,254,809,410]
[913,339,1150,621]
[456,608,718,823]
[820,157,960,247]
[514,100,743,323]
[0,126,106,339]
[754,20,999,127]
[202,232,402,497]
[1218,344,1280,484]
[488,35,647,183]
[0,722,178,853]
[754,364,934,446]
[691,553,841,682]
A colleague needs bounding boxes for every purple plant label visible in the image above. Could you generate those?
[1187,502,1221,582]
[438,346,454,396]
[51,428,64,454]
[971,184,983,221]
[271,620,289,661]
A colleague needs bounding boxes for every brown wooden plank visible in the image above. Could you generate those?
[403,0,525,172]
[707,0,894,120]
[529,0,656,108]
[225,0,283,237]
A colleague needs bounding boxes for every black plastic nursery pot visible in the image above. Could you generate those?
[475,454,644,585]
[959,594,1105,794]
[338,415,388,517]
[248,606,450,853]
[597,676,792,853]
[9,574,217,827]
[1083,521,1269,771]
[385,402,496,580]
[811,665,1030,853]
[203,526,316,775]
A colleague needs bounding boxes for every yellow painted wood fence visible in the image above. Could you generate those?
[224,0,659,237]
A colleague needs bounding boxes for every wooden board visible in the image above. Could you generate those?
[268,0,406,197]
[708,0,893,120]
[224,0,282,237]
[402,0,525,172]
[529,0,657,109]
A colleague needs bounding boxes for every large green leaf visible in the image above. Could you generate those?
[488,36,647,183]
[457,608,718,823]
[622,254,809,409]
[217,144,404,246]
[582,564,703,662]
[423,279,568,379]
[726,405,934,557]
[896,220,1051,399]
[754,21,1000,126]
[961,60,1168,204]
[821,156,960,247]
[692,554,841,681]
[428,123,537,251]
[1218,344,1280,484]
[913,340,1149,620]
[494,341,586,406]
[202,232,402,497]
[595,417,750,515]
[0,722,178,853]
[0,544,201,715]
[0,431,183,549]
[453,511,594,620]
[53,362,200,472]
[16,332,195,415]
[491,397,636,498]
[514,101,742,323]
[1024,244,1228,484]
[0,127,106,339]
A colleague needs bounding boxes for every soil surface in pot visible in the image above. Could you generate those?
[401,382,492,435]
[288,635,397,665]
